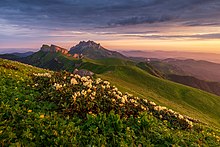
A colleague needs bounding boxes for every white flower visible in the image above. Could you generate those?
[81,76,88,82]
[54,83,62,90]
[121,98,125,103]
[113,87,118,91]
[101,85,105,90]
[71,78,78,85]
[72,95,77,102]
[106,85,110,89]
[103,81,110,85]
[154,106,159,111]
[168,109,175,114]
[130,99,135,103]
[91,91,96,97]
[83,81,92,88]
[141,105,147,111]
[96,78,102,84]
[76,91,81,96]
[178,114,184,120]
[122,95,127,102]
[149,101,156,106]
[33,72,51,78]
[87,89,92,93]
[90,96,95,100]
[116,95,121,99]
[143,99,148,103]
[117,91,122,96]
[81,90,87,96]
[188,121,193,128]
[154,106,167,111]
[74,74,81,79]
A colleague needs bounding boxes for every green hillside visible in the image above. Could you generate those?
[12,51,220,128]
[1,58,220,146]
[78,58,220,128]
[102,67,220,127]
[24,51,81,72]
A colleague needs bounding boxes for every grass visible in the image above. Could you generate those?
[1,58,220,146]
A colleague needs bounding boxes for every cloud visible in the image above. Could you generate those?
[0,0,220,47]
[109,15,174,26]
[130,33,220,40]
[1,0,220,31]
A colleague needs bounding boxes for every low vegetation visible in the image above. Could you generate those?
[1,58,220,146]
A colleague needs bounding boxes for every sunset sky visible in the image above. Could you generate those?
[0,0,220,53]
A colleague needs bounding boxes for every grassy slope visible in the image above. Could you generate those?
[9,52,220,128]
[1,58,220,146]
[80,58,220,128]
[25,51,80,72]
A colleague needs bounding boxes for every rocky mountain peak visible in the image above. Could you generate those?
[69,40,126,59]
[76,40,102,49]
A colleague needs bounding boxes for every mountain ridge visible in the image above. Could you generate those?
[40,44,69,54]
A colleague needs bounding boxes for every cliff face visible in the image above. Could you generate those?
[41,44,68,54]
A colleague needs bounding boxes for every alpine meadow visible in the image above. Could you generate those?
[1,0,220,146]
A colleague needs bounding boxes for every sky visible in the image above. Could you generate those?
[0,0,220,53]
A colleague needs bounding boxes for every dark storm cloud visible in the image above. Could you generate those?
[0,0,220,32]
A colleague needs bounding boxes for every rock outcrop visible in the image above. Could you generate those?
[73,69,94,77]
[41,44,68,54]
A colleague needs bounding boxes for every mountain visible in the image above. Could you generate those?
[1,58,220,146]
[0,51,34,60]
[11,51,34,57]
[22,44,81,72]
[120,50,220,64]
[40,44,69,54]
[69,40,126,59]
[146,59,220,96]
[150,59,220,82]
[168,74,220,96]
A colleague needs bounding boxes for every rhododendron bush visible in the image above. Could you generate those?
[32,71,194,129]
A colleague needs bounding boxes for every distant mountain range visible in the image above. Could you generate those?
[150,58,220,82]
[120,50,220,64]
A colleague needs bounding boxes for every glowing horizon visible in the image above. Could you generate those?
[0,0,220,53]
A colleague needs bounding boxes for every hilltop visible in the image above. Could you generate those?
[1,58,220,146]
